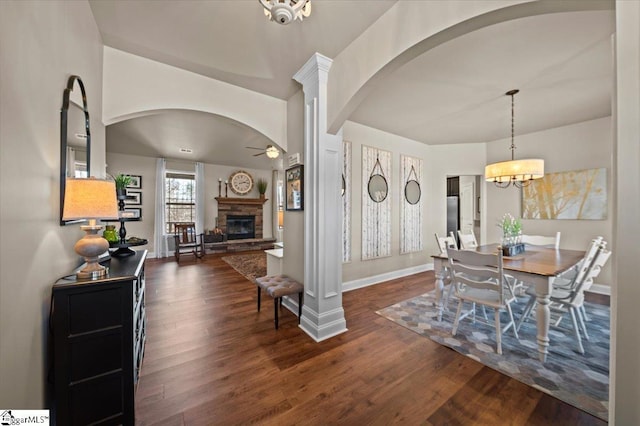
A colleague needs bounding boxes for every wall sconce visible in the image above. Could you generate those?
[278,207,284,229]
[62,177,119,279]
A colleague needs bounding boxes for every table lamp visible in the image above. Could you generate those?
[62,177,119,279]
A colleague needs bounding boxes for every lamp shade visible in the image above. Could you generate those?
[485,158,544,183]
[62,177,119,221]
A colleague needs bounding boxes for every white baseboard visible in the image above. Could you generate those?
[342,263,432,292]
[587,283,611,296]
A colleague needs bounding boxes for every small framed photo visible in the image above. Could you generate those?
[285,165,304,211]
[124,191,142,206]
[121,207,141,219]
[126,175,142,189]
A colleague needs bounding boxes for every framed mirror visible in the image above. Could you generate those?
[368,175,388,203]
[60,75,91,225]
[405,180,421,204]
[367,157,388,203]
[404,165,421,205]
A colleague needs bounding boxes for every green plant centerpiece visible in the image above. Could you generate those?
[112,174,132,197]
[256,178,268,198]
[498,213,524,256]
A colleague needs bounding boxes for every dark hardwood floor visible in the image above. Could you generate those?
[136,251,606,425]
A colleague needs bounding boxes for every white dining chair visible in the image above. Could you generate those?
[521,232,561,249]
[435,233,458,310]
[447,247,519,355]
[457,229,478,250]
[517,238,607,354]
[435,233,457,254]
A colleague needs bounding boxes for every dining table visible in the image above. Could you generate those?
[431,244,585,362]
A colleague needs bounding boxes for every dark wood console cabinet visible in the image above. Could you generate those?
[52,250,147,425]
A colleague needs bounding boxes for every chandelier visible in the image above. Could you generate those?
[266,145,280,159]
[260,0,311,25]
[485,89,544,188]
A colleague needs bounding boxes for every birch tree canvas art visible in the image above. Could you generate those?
[521,168,607,220]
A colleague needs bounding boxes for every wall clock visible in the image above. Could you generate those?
[229,170,254,195]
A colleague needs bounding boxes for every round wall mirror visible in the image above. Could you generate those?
[404,180,421,205]
[368,174,388,203]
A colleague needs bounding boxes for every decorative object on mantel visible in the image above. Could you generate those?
[62,177,119,278]
[218,178,222,197]
[485,89,544,188]
[499,213,524,256]
[229,170,254,195]
[259,0,311,25]
[257,178,268,199]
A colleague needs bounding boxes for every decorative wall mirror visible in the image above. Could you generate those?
[367,157,388,203]
[404,165,421,205]
[60,75,91,225]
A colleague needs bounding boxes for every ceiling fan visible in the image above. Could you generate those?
[246,144,280,159]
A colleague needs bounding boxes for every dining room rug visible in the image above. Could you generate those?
[377,290,610,421]
[221,253,267,282]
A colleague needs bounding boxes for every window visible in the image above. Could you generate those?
[165,172,196,233]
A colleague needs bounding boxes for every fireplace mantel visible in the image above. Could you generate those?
[215,197,268,205]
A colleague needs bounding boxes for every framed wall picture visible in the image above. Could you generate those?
[124,191,142,205]
[285,165,304,211]
[121,207,141,219]
[126,175,142,189]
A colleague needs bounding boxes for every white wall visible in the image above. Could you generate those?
[0,0,104,408]
[106,153,274,256]
[342,121,430,283]
[282,91,305,283]
[102,47,288,152]
[612,1,640,422]
[485,117,613,286]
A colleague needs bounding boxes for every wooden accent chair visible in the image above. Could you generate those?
[174,223,204,262]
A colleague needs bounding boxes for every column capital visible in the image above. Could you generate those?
[293,52,333,86]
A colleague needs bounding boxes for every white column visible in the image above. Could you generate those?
[293,53,347,341]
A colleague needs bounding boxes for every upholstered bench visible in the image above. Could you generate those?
[255,275,303,329]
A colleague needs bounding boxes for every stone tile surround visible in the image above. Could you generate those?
[215,197,267,239]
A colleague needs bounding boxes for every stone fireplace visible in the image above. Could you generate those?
[215,197,267,240]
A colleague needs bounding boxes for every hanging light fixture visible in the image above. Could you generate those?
[485,89,544,188]
[265,145,280,159]
[260,0,311,25]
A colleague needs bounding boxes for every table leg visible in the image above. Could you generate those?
[434,258,445,322]
[535,277,553,362]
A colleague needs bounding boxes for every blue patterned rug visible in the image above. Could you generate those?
[376,291,609,421]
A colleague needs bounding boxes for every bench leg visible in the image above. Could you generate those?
[274,297,279,329]
[257,287,261,312]
[298,292,303,324]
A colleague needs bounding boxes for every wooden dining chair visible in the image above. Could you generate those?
[521,232,561,249]
[447,247,519,355]
[174,223,204,262]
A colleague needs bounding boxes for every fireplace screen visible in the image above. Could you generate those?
[226,215,255,240]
